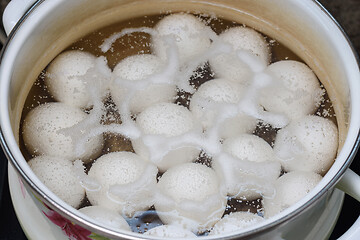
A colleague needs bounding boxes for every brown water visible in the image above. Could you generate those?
[19,12,336,235]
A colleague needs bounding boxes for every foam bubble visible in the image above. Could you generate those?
[28,155,85,208]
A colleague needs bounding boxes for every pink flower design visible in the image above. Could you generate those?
[18,177,26,199]
[43,208,92,240]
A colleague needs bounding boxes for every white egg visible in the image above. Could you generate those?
[222,134,277,163]
[45,50,99,108]
[111,54,177,114]
[209,26,270,84]
[28,155,85,208]
[154,163,227,233]
[212,153,281,200]
[259,60,322,120]
[86,152,158,217]
[209,211,264,236]
[22,102,103,163]
[79,206,131,231]
[132,103,201,172]
[152,13,211,64]
[262,171,322,218]
[190,79,257,139]
[144,225,196,238]
[273,115,338,174]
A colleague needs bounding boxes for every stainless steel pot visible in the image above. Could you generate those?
[1,0,360,239]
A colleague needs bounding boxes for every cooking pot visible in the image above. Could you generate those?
[0,0,360,239]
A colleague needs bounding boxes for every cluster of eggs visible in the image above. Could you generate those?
[23,13,338,237]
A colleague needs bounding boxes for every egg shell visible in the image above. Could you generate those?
[45,50,98,108]
[209,26,270,83]
[262,171,322,218]
[111,54,177,114]
[273,115,338,174]
[132,103,201,172]
[144,225,197,238]
[209,211,264,236]
[222,134,277,163]
[79,206,131,231]
[86,152,157,217]
[155,163,227,232]
[259,60,322,120]
[212,153,281,200]
[190,79,257,139]
[22,102,103,162]
[152,13,211,64]
[28,155,85,208]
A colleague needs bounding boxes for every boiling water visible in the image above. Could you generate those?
[19,12,336,235]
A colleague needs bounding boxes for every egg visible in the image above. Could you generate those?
[262,171,322,218]
[22,102,103,162]
[209,211,264,236]
[45,50,100,108]
[144,225,196,238]
[259,60,323,120]
[79,206,131,231]
[86,152,158,217]
[132,103,201,172]
[152,13,211,64]
[111,54,177,114]
[189,79,257,139]
[28,155,85,208]
[154,163,227,233]
[273,115,338,174]
[209,26,270,84]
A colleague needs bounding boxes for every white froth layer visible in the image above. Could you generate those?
[22,102,103,162]
[262,171,322,218]
[111,54,177,114]
[79,206,131,231]
[222,134,277,163]
[190,78,257,139]
[86,152,158,217]
[209,26,270,84]
[259,60,322,120]
[132,103,201,172]
[209,211,264,236]
[45,50,99,108]
[273,115,338,174]
[155,163,227,232]
[152,13,212,64]
[28,155,85,208]
[144,225,196,238]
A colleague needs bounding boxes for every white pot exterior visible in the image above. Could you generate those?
[0,0,359,239]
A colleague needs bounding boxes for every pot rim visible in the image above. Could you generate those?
[0,0,359,239]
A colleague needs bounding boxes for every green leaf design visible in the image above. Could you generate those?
[89,233,112,240]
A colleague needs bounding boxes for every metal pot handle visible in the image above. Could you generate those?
[2,0,37,35]
[336,169,360,240]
